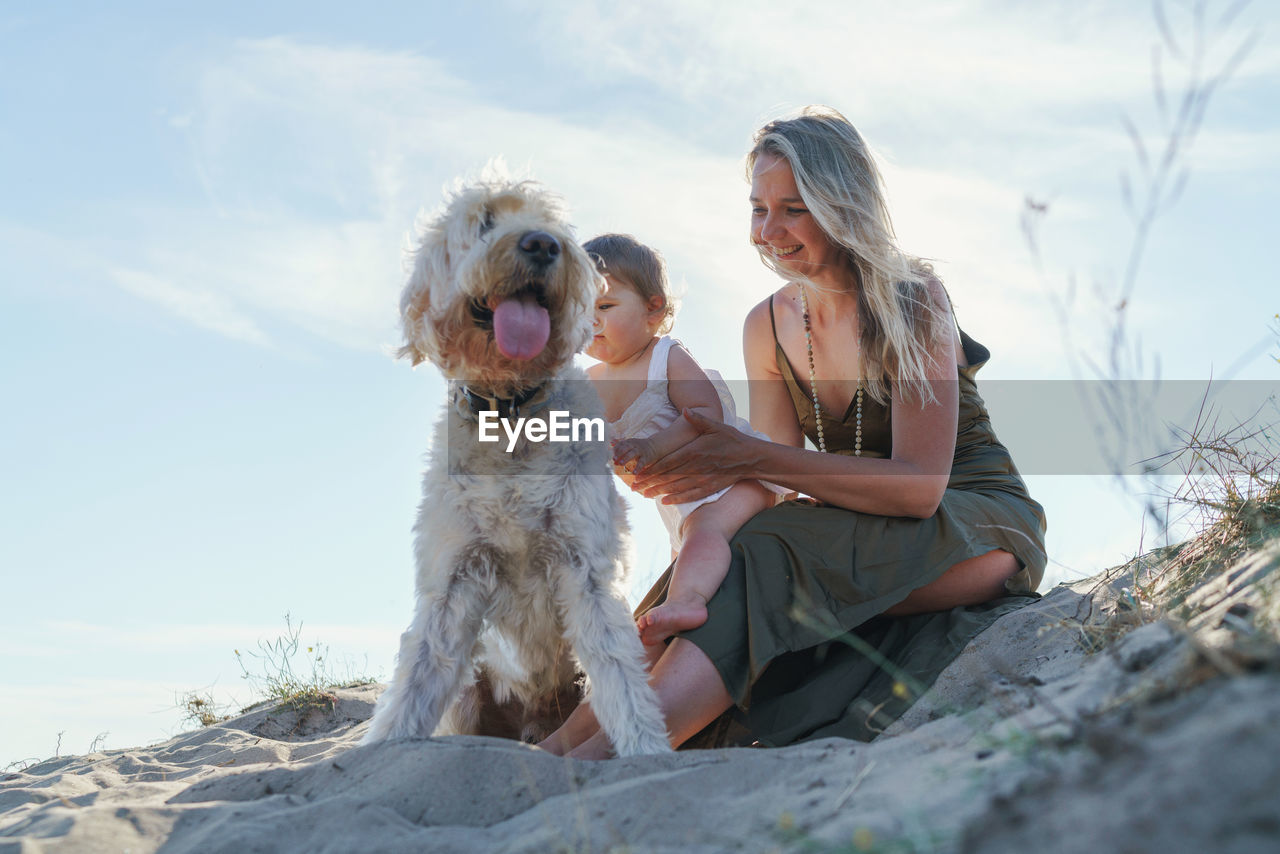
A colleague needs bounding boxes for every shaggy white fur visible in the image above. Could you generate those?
[362,175,671,757]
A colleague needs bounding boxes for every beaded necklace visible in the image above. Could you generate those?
[798,284,862,456]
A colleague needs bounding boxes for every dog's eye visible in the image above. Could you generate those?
[479,209,496,236]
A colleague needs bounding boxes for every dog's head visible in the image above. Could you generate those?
[398,177,602,396]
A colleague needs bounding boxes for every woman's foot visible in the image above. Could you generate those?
[536,732,570,756]
[536,700,603,756]
[636,598,708,646]
[566,729,616,761]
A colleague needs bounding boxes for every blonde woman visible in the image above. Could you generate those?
[541,107,1046,758]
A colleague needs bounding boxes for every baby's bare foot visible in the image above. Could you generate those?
[637,599,709,645]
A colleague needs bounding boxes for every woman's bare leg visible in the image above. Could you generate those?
[548,549,1019,759]
[537,636,667,755]
[884,549,1019,616]
[566,637,732,760]
[538,700,601,756]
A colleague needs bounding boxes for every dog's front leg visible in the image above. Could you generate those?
[553,553,672,757]
[362,556,493,744]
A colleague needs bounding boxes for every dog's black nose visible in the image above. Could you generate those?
[518,231,561,267]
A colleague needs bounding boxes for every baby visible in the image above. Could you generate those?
[583,234,778,646]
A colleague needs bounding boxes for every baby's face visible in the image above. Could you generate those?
[587,277,662,364]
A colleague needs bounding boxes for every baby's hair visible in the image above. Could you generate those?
[583,233,677,335]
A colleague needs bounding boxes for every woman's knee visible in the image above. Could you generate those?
[958,549,1019,595]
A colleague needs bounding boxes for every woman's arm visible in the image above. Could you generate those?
[633,282,960,518]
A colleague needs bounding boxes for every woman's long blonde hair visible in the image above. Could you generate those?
[748,106,950,404]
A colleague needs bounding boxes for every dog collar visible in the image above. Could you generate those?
[454,382,551,422]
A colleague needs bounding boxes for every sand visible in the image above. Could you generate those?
[4,539,1279,853]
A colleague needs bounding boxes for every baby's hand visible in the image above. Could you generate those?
[612,437,658,474]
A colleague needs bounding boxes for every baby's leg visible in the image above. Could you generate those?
[638,481,775,646]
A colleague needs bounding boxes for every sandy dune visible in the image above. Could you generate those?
[4,540,1279,853]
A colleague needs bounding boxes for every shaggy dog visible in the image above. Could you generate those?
[361,175,671,757]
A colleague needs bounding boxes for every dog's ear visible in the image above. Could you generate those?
[396,304,429,366]
[398,225,451,365]
[560,239,601,357]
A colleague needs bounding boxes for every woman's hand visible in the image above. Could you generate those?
[629,409,755,504]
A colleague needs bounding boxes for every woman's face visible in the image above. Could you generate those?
[750,152,847,286]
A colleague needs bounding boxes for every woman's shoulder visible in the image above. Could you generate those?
[893,266,946,301]
[896,260,949,306]
[743,292,788,379]
[897,271,962,367]
[889,270,953,330]
[743,299,771,337]
[919,271,949,306]
[744,285,795,336]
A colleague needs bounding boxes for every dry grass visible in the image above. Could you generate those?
[1143,401,1280,615]
[1023,0,1271,654]
[178,614,376,728]
[178,692,233,728]
[1052,406,1280,660]
[1044,402,1280,728]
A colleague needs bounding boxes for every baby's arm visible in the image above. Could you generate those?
[612,346,723,474]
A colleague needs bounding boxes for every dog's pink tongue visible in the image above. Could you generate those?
[492,294,550,361]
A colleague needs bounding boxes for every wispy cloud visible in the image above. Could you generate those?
[108,38,761,359]
[109,32,1054,372]
[532,2,1153,118]
[110,268,272,346]
[75,1,1270,373]
[533,0,1275,118]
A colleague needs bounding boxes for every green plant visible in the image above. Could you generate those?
[234,613,371,714]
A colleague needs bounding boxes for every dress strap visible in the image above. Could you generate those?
[768,294,779,342]
[957,328,990,371]
[648,336,676,384]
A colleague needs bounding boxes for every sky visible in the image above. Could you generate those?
[2,1,1277,767]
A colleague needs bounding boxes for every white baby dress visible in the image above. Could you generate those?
[609,336,783,550]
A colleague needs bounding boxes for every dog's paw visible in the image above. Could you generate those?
[614,730,674,757]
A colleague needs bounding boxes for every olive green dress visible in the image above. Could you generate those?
[636,305,1047,746]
